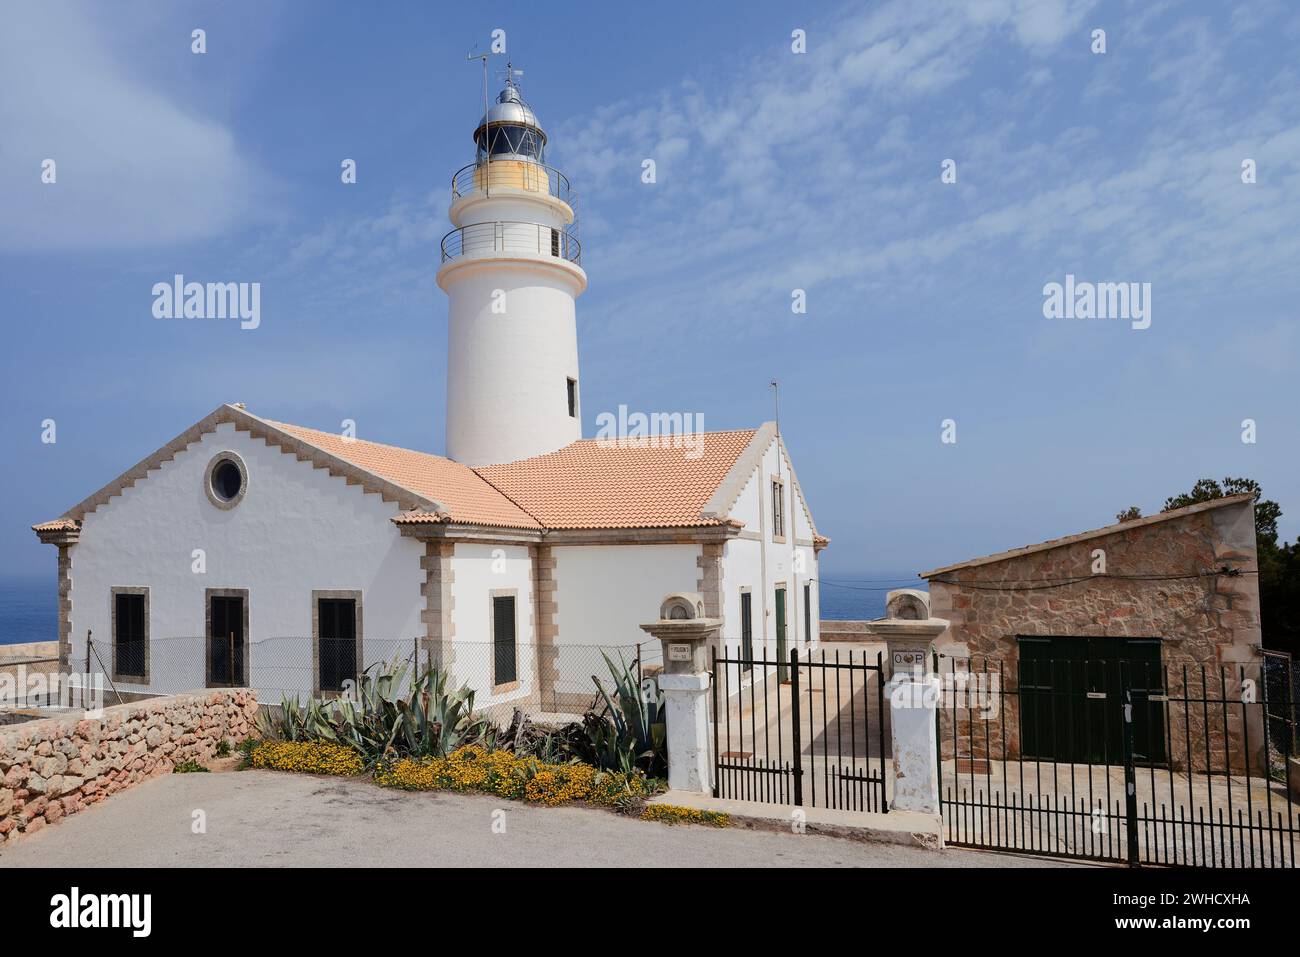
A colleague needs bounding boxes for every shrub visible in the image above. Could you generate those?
[375,745,657,809]
[249,740,365,776]
[254,658,493,767]
[524,764,597,806]
[515,653,667,777]
[214,739,232,758]
[587,651,667,776]
[642,804,730,827]
[234,737,258,770]
[173,759,210,774]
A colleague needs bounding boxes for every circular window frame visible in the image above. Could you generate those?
[204,451,248,510]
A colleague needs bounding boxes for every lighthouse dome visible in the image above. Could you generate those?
[474,84,547,163]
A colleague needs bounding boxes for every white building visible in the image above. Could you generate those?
[33,73,827,714]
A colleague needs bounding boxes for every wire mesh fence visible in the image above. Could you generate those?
[0,651,64,711]
[66,634,663,731]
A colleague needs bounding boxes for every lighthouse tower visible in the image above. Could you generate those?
[437,68,587,466]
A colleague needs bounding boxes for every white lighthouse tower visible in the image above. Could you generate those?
[437,67,587,466]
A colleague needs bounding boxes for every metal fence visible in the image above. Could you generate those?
[712,646,889,812]
[65,634,660,730]
[1263,650,1299,769]
[936,654,1299,868]
[0,652,63,710]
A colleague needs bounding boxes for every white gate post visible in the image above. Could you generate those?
[872,589,947,816]
[887,672,941,814]
[640,592,721,795]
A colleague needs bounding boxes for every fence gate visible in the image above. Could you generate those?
[936,654,1299,867]
[711,647,888,812]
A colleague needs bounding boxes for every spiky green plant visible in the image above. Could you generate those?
[583,651,666,776]
[256,657,494,768]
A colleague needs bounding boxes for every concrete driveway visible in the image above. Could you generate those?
[0,769,1081,868]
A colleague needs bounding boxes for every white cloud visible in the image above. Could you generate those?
[0,4,271,250]
[533,0,1300,343]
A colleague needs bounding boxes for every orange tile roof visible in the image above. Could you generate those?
[476,430,758,529]
[31,518,78,532]
[267,421,542,530]
[35,404,765,537]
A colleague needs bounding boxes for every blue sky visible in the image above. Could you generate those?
[1,0,1298,586]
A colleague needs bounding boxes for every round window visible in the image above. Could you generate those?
[211,460,243,501]
[204,452,248,510]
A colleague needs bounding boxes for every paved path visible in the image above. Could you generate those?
[0,769,1081,868]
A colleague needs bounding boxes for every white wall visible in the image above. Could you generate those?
[442,265,583,466]
[716,438,821,693]
[68,422,425,699]
[553,544,700,648]
[548,543,699,709]
[447,542,535,712]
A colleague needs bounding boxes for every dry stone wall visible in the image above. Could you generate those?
[0,689,257,844]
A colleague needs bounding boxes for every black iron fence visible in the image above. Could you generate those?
[712,646,888,812]
[936,654,1299,867]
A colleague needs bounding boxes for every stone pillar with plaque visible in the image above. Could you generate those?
[873,589,948,815]
[639,592,721,794]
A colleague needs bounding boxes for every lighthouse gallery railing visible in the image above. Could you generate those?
[440,221,581,266]
[450,161,576,209]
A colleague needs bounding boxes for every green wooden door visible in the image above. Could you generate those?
[775,587,788,682]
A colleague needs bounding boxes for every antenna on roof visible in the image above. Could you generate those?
[467,46,492,186]
[770,379,783,481]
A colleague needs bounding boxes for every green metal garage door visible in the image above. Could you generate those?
[1018,635,1167,766]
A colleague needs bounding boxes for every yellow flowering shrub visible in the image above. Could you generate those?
[375,745,655,809]
[249,740,364,776]
[524,763,597,806]
[642,804,731,827]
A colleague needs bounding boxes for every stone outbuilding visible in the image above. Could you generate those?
[919,494,1264,770]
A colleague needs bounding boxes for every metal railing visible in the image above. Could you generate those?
[451,161,576,209]
[712,645,889,812]
[440,220,581,265]
[936,654,1299,867]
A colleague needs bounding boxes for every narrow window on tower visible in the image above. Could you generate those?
[566,377,577,418]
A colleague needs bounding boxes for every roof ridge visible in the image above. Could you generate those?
[573,426,759,441]
[263,419,449,462]
[920,493,1257,578]
[468,467,548,527]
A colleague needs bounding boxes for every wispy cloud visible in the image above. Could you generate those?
[0,4,274,250]
[528,0,1300,343]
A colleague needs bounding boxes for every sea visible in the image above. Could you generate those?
[0,578,56,646]
[0,573,919,645]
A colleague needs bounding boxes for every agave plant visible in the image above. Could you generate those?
[256,657,494,767]
[585,651,667,776]
[255,693,333,742]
